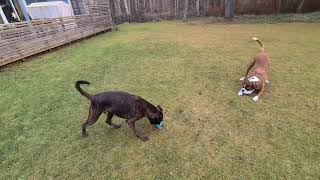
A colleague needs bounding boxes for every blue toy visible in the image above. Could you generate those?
[154,121,164,129]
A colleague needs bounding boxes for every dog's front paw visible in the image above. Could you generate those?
[140,135,149,142]
[252,96,259,102]
[265,80,270,84]
[240,77,245,81]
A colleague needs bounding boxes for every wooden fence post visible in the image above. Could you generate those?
[183,0,188,21]
[224,0,234,20]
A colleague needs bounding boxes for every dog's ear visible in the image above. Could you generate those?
[157,105,163,112]
[252,81,260,90]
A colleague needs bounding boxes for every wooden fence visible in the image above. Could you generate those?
[0,13,112,66]
[109,0,320,24]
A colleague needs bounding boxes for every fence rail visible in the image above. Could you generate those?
[0,13,112,66]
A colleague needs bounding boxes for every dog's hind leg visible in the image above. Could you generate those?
[241,60,256,80]
[106,112,121,129]
[82,106,102,137]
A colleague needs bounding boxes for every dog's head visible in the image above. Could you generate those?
[238,76,260,96]
[147,105,164,129]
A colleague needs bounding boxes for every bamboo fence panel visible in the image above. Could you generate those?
[0,13,112,66]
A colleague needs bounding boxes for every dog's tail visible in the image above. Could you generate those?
[75,80,93,101]
[252,37,264,52]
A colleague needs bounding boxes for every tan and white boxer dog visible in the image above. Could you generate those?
[238,37,270,102]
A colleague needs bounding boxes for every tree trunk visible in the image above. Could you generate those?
[297,0,305,13]
[135,0,138,13]
[124,0,130,15]
[277,0,282,13]
[220,0,225,16]
[175,0,178,17]
[159,0,162,16]
[206,0,210,16]
[114,0,122,16]
[183,0,188,21]
[196,0,200,16]
[128,0,131,15]
[224,0,234,20]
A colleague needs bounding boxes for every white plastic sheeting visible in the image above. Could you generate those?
[27,1,74,19]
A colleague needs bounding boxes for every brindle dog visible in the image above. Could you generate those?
[75,81,163,142]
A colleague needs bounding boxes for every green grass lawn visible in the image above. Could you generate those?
[1,20,320,179]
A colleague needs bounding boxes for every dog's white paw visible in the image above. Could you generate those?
[265,80,270,84]
[252,96,259,102]
[240,77,245,81]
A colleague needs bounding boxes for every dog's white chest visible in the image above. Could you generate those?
[248,76,260,82]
